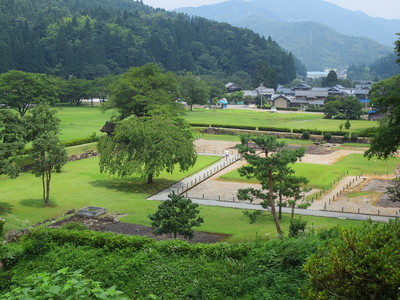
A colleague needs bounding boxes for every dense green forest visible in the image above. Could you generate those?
[0,0,299,85]
[347,53,400,80]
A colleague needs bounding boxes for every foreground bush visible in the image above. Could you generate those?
[2,268,128,300]
[303,220,400,299]
[0,228,319,299]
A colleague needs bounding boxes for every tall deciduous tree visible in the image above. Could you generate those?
[0,70,58,117]
[28,105,67,205]
[365,73,400,159]
[178,73,210,111]
[103,64,182,120]
[98,117,196,184]
[148,193,204,239]
[236,134,305,236]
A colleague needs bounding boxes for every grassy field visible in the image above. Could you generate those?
[55,106,114,141]
[219,154,400,190]
[0,155,364,241]
[186,109,377,133]
[49,106,377,142]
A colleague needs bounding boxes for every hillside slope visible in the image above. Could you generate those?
[0,0,299,83]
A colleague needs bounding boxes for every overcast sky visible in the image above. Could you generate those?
[142,0,400,20]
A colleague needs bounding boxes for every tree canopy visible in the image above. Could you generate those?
[236,134,306,236]
[0,0,299,84]
[0,70,58,117]
[365,73,400,158]
[148,193,204,239]
[0,110,25,178]
[28,105,67,205]
[98,116,197,184]
[177,73,210,111]
[103,64,182,120]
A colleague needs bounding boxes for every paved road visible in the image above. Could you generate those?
[148,153,396,223]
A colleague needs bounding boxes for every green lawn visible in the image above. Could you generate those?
[55,106,114,141]
[220,154,400,190]
[0,155,219,230]
[0,154,364,241]
[47,106,378,143]
[186,109,377,133]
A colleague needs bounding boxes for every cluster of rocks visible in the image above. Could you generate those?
[69,150,98,161]
[48,214,119,231]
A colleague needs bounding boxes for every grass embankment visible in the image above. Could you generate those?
[186,109,377,134]
[219,154,400,191]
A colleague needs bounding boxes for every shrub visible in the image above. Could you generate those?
[342,132,350,141]
[358,128,377,137]
[62,136,99,147]
[288,218,308,237]
[210,124,257,130]
[61,222,87,231]
[297,203,311,209]
[350,133,358,141]
[329,131,345,136]
[302,131,310,140]
[2,267,128,299]
[242,210,266,224]
[258,126,291,133]
[303,220,400,299]
[308,129,323,135]
[323,132,332,141]
[0,218,4,237]
[344,120,351,129]
[189,123,209,127]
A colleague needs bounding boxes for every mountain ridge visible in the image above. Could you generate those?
[176,0,397,70]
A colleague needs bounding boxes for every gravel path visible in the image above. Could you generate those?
[148,139,399,222]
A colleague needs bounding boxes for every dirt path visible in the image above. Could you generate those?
[189,139,398,217]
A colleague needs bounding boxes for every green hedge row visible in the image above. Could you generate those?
[21,228,251,259]
[62,136,100,147]
[258,126,291,133]
[190,123,372,138]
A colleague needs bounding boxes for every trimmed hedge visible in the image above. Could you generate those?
[258,126,291,133]
[62,136,99,147]
[276,107,299,111]
[210,124,257,130]
[328,131,346,137]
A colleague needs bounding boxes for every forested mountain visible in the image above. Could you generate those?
[176,0,395,71]
[347,53,400,80]
[0,0,300,84]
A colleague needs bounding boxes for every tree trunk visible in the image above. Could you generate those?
[190,103,193,111]
[268,169,282,236]
[147,173,153,184]
[45,171,51,205]
[278,191,283,219]
[42,173,46,204]
[291,202,295,220]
